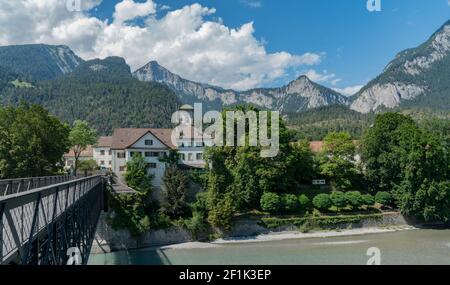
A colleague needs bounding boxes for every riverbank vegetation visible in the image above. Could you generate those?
[193,106,449,233]
[108,106,449,239]
[0,103,71,178]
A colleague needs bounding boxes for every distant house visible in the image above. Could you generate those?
[309,140,361,163]
[108,128,175,188]
[309,141,325,153]
[63,105,212,188]
[64,146,94,170]
[93,136,113,170]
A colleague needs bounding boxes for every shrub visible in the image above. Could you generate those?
[375,192,393,206]
[261,214,384,229]
[208,194,236,230]
[313,194,332,211]
[298,194,311,208]
[330,191,347,209]
[362,194,375,206]
[345,191,363,209]
[281,194,299,212]
[260,192,281,214]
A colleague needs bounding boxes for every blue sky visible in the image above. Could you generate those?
[1,0,449,93]
[87,0,450,92]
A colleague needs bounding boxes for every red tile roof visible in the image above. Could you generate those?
[111,128,176,150]
[64,146,94,158]
[309,141,324,153]
[96,136,113,148]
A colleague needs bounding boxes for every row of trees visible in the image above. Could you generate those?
[362,113,450,221]
[0,103,99,179]
[199,106,449,230]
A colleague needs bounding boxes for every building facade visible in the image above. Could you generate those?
[64,105,210,188]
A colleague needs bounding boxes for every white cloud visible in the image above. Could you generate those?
[113,0,156,24]
[332,85,364,96]
[0,0,323,90]
[303,69,341,85]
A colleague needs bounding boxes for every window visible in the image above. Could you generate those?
[145,140,154,146]
[100,161,105,166]
[188,153,193,161]
[130,151,142,157]
[109,161,112,165]
[119,166,126,172]
[100,150,105,155]
[146,163,157,169]
[180,153,186,160]
[117,152,126,159]
[108,150,112,155]
[145,152,159,157]
[196,153,203,160]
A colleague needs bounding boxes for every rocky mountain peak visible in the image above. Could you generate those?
[351,19,450,113]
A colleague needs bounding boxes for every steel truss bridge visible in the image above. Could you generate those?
[0,175,106,265]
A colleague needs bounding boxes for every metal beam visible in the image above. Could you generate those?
[0,176,105,265]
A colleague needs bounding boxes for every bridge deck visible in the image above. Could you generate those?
[0,176,105,265]
[0,176,75,197]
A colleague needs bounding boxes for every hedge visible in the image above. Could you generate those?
[260,214,384,229]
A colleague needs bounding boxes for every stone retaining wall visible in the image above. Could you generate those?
[91,212,408,253]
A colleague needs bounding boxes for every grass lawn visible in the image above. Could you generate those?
[11,79,33,89]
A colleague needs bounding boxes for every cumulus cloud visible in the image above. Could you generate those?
[303,69,341,85]
[0,0,323,90]
[113,0,157,24]
[333,85,364,96]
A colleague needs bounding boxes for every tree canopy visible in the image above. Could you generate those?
[0,103,70,178]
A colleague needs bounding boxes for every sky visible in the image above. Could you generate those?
[0,0,449,95]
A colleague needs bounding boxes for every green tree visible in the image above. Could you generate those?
[391,124,449,221]
[0,103,70,178]
[162,165,189,218]
[203,105,314,227]
[69,120,97,176]
[313,194,332,211]
[362,194,375,206]
[78,159,98,175]
[318,132,357,190]
[207,193,236,230]
[375,192,393,206]
[330,191,347,209]
[260,192,281,214]
[281,194,298,213]
[345,191,363,209]
[124,154,153,193]
[361,113,416,192]
[298,194,311,209]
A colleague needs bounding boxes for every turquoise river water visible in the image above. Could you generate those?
[88,229,450,265]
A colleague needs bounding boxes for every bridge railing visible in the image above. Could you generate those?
[0,176,75,197]
[0,175,105,265]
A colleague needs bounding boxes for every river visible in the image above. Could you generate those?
[88,229,450,265]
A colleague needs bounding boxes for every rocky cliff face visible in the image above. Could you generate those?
[0,44,83,81]
[134,61,348,112]
[351,21,450,113]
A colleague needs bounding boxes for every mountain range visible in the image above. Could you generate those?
[0,20,449,134]
[350,20,450,113]
[133,61,348,112]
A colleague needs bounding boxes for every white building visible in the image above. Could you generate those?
[87,105,211,188]
[108,128,174,188]
[175,104,214,168]
[93,136,113,170]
